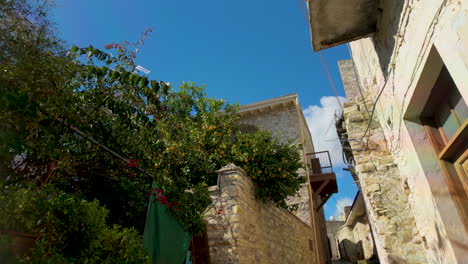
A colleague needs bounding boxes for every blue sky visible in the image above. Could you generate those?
[51,0,357,219]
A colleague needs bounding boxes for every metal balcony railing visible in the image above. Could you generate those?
[306,150,338,211]
[306,151,333,175]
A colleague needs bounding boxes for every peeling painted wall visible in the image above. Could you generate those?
[341,0,468,263]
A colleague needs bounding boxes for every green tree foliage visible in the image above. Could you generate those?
[0,183,149,263]
[0,0,305,240]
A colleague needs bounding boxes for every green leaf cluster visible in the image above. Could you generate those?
[0,184,149,263]
[0,0,306,238]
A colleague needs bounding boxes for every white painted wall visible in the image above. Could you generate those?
[349,0,468,262]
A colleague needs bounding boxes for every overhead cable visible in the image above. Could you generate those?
[318,51,343,110]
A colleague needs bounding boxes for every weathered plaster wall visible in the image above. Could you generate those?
[336,225,359,262]
[345,0,468,262]
[352,215,375,260]
[337,215,376,263]
[306,0,378,51]
[204,164,317,264]
[326,220,345,259]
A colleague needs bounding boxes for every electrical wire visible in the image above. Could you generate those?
[324,117,336,136]
[318,51,343,110]
[358,71,392,148]
[297,0,309,24]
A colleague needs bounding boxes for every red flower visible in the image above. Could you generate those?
[147,188,183,209]
[129,173,136,178]
[156,195,169,205]
[127,159,138,168]
[148,188,162,196]
[217,208,223,215]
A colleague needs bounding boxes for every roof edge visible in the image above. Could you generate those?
[239,93,298,114]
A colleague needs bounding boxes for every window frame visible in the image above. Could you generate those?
[423,119,468,231]
[420,66,468,231]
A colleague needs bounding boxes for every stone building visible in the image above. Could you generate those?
[307,0,468,263]
[326,192,379,264]
[335,191,379,263]
[200,94,338,263]
[326,220,345,260]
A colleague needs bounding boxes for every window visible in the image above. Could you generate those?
[421,66,468,230]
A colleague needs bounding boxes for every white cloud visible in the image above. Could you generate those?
[303,96,346,168]
[334,197,353,220]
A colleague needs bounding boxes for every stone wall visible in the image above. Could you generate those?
[341,0,468,262]
[239,103,302,145]
[336,225,360,262]
[341,92,427,263]
[204,164,317,263]
[337,60,361,101]
[352,215,376,261]
[237,95,330,264]
[239,102,314,225]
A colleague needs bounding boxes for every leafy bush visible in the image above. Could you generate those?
[0,184,149,263]
[0,235,18,264]
[0,184,46,233]
[233,131,305,208]
[28,225,149,264]
[1,0,305,236]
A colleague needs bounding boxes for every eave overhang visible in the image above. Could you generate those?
[345,191,366,226]
[238,93,298,117]
[306,0,379,51]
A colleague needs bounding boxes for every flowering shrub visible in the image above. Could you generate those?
[0,0,305,236]
[147,187,179,210]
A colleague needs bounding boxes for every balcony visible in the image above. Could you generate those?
[306,0,379,51]
[307,151,338,211]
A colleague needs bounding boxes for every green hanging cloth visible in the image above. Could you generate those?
[143,183,190,264]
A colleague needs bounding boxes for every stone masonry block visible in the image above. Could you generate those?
[205,164,317,263]
[366,183,381,193]
[357,163,375,173]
